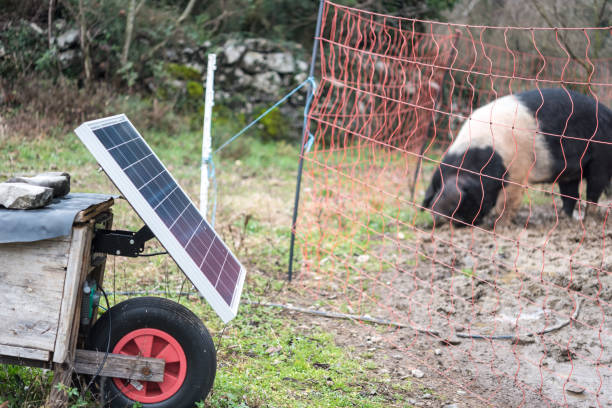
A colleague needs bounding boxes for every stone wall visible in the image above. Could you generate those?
[163,37,310,123]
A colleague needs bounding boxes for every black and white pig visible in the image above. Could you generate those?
[422,88,612,226]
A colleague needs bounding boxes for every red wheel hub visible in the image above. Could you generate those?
[112,328,187,403]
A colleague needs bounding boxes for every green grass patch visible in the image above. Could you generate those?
[0,129,417,407]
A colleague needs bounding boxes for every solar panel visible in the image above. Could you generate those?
[75,114,246,323]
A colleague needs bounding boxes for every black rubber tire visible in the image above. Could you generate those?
[86,297,216,408]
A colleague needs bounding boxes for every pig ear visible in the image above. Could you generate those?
[455,173,481,195]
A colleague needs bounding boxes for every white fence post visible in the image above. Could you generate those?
[200,53,216,215]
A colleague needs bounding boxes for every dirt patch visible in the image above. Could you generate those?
[294,203,611,407]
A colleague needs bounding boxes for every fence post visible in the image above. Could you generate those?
[201,53,216,216]
[288,0,325,282]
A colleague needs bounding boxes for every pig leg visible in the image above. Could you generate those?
[585,168,610,219]
[494,182,525,225]
[558,179,580,218]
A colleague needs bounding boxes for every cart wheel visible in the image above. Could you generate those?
[86,297,216,408]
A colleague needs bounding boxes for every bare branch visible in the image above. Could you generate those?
[177,0,197,25]
[135,0,146,14]
[528,0,593,78]
[596,0,609,26]
[141,0,198,63]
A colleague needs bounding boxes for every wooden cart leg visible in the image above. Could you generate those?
[45,363,73,408]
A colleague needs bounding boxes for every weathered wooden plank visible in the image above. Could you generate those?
[0,238,71,291]
[0,285,64,350]
[73,199,114,223]
[53,224,92,364]
[73,349,165,382]
[0,236,72,351]
[0,344,50,361]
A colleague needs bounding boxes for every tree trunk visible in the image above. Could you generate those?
[121,0,146,66]
[78,0,92,83]
[48,0,54,49]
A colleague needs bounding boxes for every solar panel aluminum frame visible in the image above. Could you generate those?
[75,114,246,323]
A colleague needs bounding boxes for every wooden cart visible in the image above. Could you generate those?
[0,197,210,407]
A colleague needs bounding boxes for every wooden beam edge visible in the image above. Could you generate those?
[73,349,165,382]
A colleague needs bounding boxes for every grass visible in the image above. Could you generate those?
[0,129,416,407]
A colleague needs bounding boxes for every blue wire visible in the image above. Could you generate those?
[213,77,315,154]
[203,77,316,226]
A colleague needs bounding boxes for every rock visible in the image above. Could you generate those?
[444,404,459,408]
[440,338,461,346]
[422,393,432,399]
[293,72,309,85]
[244,38,277,52]
[434,348,442,355]
[565,383,585,394]
[7,172,70,197]
[252,71,281,93]
[56,28,79,50]
[186,62,204,75]
[58,49,79,68]
[242,51,296,74]
[164,48,179,61]
[223,40,246,64]
[463,255,475,269]
[266,52,295,73]
[233,68,253,87]
[296,59,309,72]
[242,51,267,73]
[0,182,53,209]
[357,254,370,263]
[411,368,425,378]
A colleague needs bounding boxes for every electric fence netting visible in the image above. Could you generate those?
[293,1,612,407]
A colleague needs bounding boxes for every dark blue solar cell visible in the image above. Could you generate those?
[108,138,149,169]
[202,257,221,287]
[169,204,200,246]
[154,188,190,226]
[124,155,164,188]
[93,122,133,149]
[195,220,217,249]
[139,171,176,209]
[216,258,240,305]
[187,222,216,266]
[185,223,210,267]
[93,128,115,149]
[201,238,226,284]
[208,238,227,270]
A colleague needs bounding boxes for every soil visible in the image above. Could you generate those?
[292,203,612,408]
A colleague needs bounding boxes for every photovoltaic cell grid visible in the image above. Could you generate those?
[75,115,245,322]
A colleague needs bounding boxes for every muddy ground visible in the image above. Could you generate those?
[294,201,611,407]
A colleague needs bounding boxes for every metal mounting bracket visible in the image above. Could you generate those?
[92,225,155,257]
